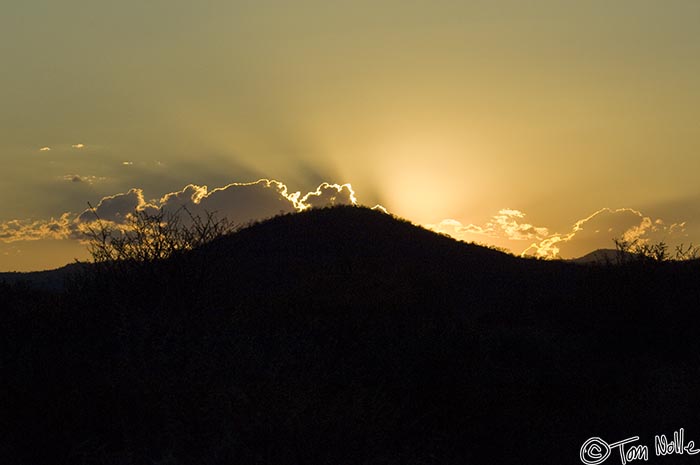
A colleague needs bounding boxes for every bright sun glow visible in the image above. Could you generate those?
[371,136,480,224]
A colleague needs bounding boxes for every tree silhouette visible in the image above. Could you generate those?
[81,204,236,266]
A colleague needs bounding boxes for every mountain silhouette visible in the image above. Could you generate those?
[3,205,700,464]
[569,248,627,264]
[0,262,89,290]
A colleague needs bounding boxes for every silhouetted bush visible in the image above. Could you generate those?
[614,237,699,263]
[82,204,236,266]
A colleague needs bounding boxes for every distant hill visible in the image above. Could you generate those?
[0,262,88,291]
[3,206,700,464]
[569,248,626,264]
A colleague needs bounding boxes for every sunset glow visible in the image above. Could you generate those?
[2,1,700,270]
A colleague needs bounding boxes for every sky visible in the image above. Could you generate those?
[2,0,700,271]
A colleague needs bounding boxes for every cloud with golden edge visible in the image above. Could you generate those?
[426,209,549,243]
[77,188,156,224]
[521,208,687,259]
[299,182,357,210]
[429,207,688,259]
[2,179,686,261]
[425,208,687,259]
[371,204,389,214]
[0,213,74,243]
[0,179,365,244]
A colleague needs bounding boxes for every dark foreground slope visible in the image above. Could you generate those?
[3,206,700,464]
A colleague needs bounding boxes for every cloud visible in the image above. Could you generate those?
[523,208,688,259]
[426,209,548,243]
[371,204,389,214]
[0,213,73,243]
[156,180,360,227]
[0,179,362,245]
[299,182,357,209]
[77,188,155,223]
[492,209,549,240]
[122,161,133,166]
[158,180,301,227]
[61,174,106,185]
[2,177,691,263]
[39,147,51,152]
[72,143,85,149]
[428,207,689,259]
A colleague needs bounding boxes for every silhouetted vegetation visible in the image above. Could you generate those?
[3,206,700,464]
[614,236,699,263]
[82,205,236,266]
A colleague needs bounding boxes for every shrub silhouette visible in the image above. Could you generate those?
[81,204,236,267]
[613,237,699,263]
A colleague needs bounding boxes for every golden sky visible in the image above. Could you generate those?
[2,1,700,270]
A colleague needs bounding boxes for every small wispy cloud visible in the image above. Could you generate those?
[39,147,51,152]
[61,174,106,185]
[72,143,85,149]
[122,161,133,166]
